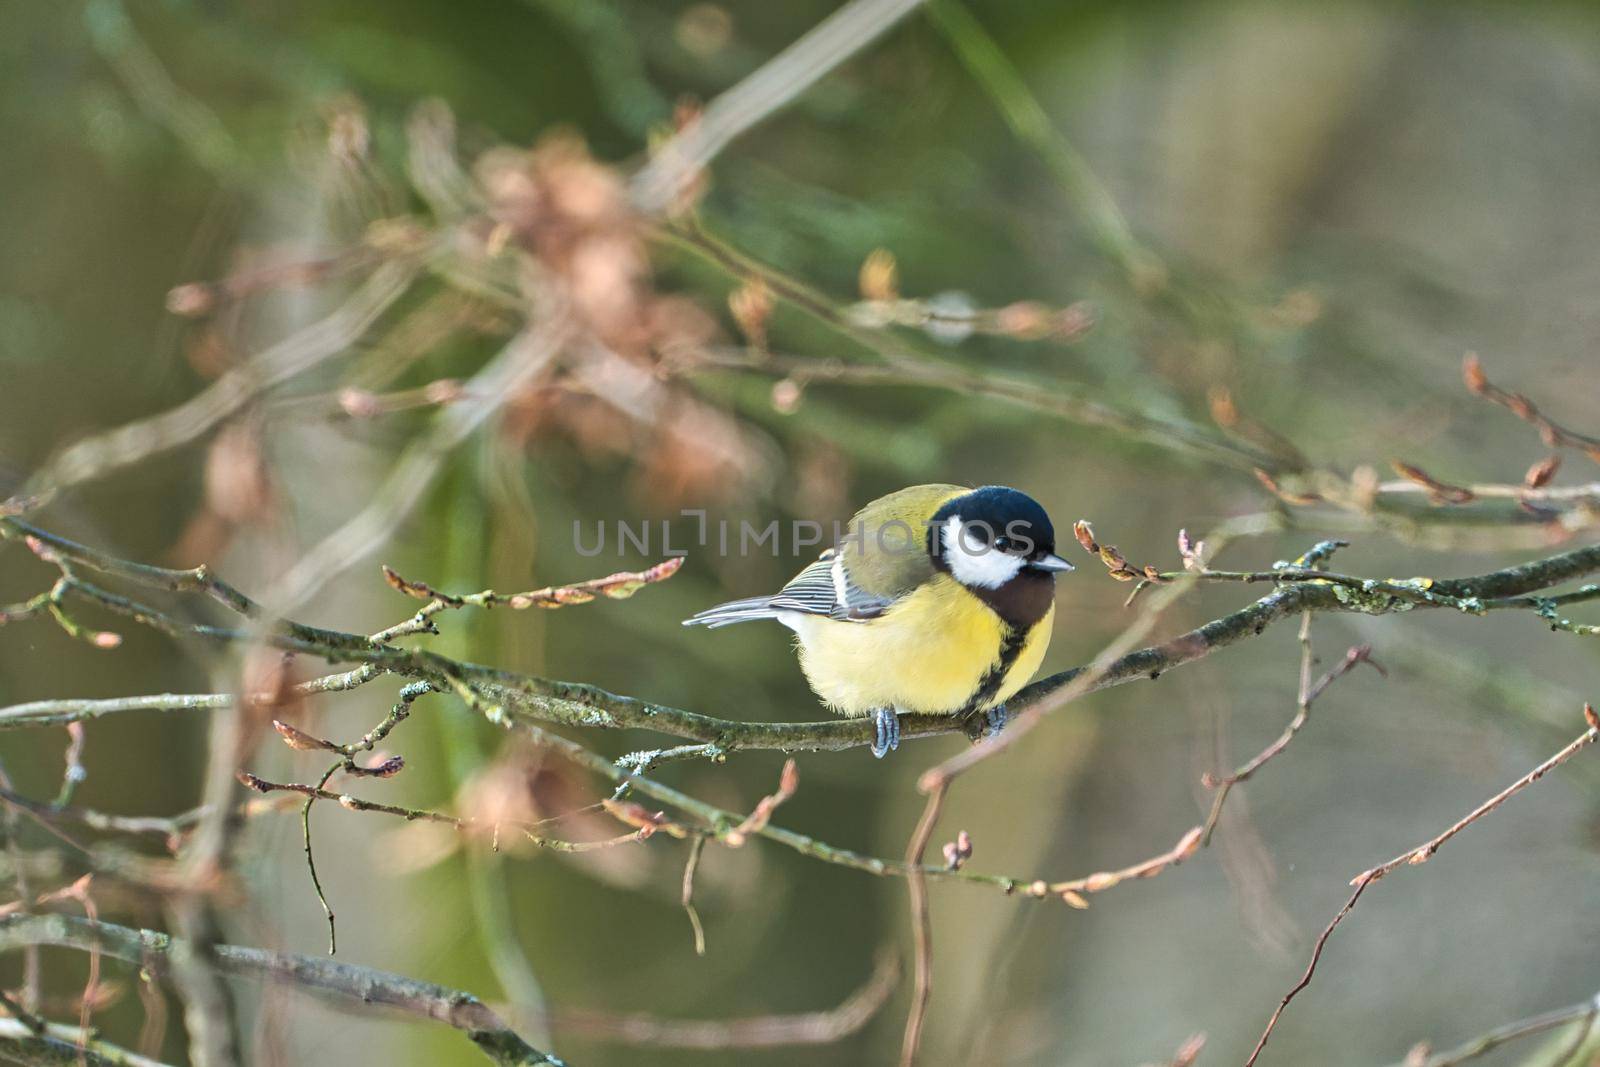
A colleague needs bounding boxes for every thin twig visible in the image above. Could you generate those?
[1201,640,1383,844]
[724,759,798,846]
[0,913,560,1065]
[680,835,708,958]
[899,778,947,1067]
[374,555,683,643]
[0,1016,174,1066]
[9,518,1600,759]
[629,0,928,213]
[545,950,899,1049]
[1464,354,1600,463]
[1246,707,1600,1066]
[1404,998,1592,1067]
[19,260,421,507]
[236,772,649,854]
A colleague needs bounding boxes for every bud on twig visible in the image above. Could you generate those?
[941,830,972,871]
[1177,529,1207,572]
[338,389,383,419]
[1524,454,1560,490]
[728,276,773,349]
[858,248,898,303]
[272,720,339,752]
[1072,520,1097,554]
[166,283,216,318]
[348,755,405,778]
[1392,461,1475,505]
[1253,468,1323,505]
[770,378,802,414]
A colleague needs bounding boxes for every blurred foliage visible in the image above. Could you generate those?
[3,1,1600,1065]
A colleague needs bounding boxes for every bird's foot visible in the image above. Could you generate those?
[984,703,1007,739]
[871,707,901,759]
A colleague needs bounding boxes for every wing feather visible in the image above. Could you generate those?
[684,485,968,629]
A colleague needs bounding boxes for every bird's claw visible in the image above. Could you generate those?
[984,704,1007,739]
[871,707,901,759]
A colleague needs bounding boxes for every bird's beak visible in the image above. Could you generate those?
[1029,553,1075,573]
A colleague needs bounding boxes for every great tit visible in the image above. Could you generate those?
[684,484,1073,757]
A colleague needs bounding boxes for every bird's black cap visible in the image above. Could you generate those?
[930,485,1056,557]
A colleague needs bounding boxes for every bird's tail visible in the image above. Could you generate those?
[682,595,782,629]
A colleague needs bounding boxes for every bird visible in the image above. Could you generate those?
[684,484,1072,757]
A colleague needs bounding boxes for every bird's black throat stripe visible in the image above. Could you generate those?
[958,569,1055,715]
[961,621,1030,715]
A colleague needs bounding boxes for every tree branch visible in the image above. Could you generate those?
[0,914,562,1066]
[5,518,1600,759]
[1245,707,1600,1066]
[0,1016,173,1067]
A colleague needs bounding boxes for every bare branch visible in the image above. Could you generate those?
[1201,640,1384,844]
[546,950,899,1049]
[898,779,946,1067]
[629,0,928,214]
[0,914,560,1066]
[1246,708,1600,1065]
[1464,354,1600,463]
[0,1016,174,1067]
[17,260,421,509]
[1396,992,1600,1067]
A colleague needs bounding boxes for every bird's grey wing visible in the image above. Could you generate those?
[770,551,896,621]
[684,550,898,629]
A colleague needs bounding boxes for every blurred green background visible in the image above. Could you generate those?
[2,1,1599,1064]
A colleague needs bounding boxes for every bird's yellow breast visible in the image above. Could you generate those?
[787,574,1054,716]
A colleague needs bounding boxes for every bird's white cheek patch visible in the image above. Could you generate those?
[942,516,1024,589]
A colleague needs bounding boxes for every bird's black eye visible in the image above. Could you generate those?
[994,535,1012,551]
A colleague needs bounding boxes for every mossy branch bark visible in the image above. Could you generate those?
[0,915,561,1067]
[6,518,1600,756]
